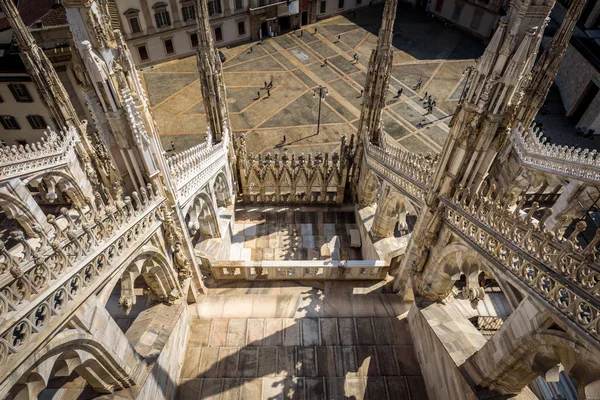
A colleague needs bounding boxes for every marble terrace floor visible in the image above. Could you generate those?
[230,205,363,261]
[179,280,427,399]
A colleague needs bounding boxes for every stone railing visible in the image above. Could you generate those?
[0,185,165,367]
[167,137,227,205]
[441,186,600,347]
[0,126,78,180]
[364,141,437,204]
[211,260,389,280]
[511,125,600,182]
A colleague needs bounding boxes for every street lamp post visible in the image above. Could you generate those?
[313,85,328,135]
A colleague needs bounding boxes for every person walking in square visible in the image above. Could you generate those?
[397,88,403,98]
[171,141,175,151]
[337,34,341,42]
[256,91,261,99]
[323,58,328,66]
[314,27,317,35]
[268,80,273,88]
[267,89,271,97]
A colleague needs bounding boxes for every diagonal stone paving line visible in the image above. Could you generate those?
[286,34,352,86]
[151,78,199,109]
[222,53,274,70]
[268,39,362,119]
[178,99,205,116]
[445,72,469,102]
[309,28,450,138]
[258,140,342,154]
[250,89,309,129]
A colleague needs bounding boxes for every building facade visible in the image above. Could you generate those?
[552,0,600,132]
[427,0,508,38]
[114,0,253,65]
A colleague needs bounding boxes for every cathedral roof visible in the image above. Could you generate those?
[0,0,67,31]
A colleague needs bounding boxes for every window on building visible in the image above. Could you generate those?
[138,45,149,61]
[214,26,223,41]
[452,2,463,21]
[470,10,483,30]
[237,21,246,35]
[129,17,141,33]
[320,0,326,13]
[0,115,20,129]
[153,3,171,28]
[258,0,266,6]
[338,0,344,8]
[357,0,362,4]
[124,9,142,33]
[8,83,32,102]
[434,0,443,12]
[164,39,175,54]
[26,115,46,129]
[182,3,196,21]
[208,0,223,15]
[235,0,243,9]
[190,32,199,47]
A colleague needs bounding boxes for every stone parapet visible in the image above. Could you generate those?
[511,124,600,182]
[0,185,166,378]
[0,127,78,181]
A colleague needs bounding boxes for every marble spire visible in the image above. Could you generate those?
[356,0,398,146]
[195,0,231,144]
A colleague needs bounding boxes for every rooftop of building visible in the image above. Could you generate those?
[0,0,67,32]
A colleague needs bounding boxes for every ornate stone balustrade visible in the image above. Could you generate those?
[0,184,165,367]
[0,126,78,180]
[211,260,389,280]
[441,186,600,347]
[167,137,227,205]
[511,125,600,182]
[236,134,354,204]
[364,142,434,204]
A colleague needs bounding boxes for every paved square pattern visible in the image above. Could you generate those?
[231,206,362,261]
[141,4,484,157]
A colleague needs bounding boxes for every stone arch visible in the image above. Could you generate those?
[264,169,277,200]
[472,330,600,397]
[295,170,308,201]
[278,169,292,201]
[103,246,180,332]
[5,329,137,399]
[247,169,260,197]
[24,170,90,207]
[358,168,379,207]
[310,171,324,201]
[422,242,488,306]
[0,192,43,238]
[372,192,415,238]
[186,192,219,241]
[213,171,230,207]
